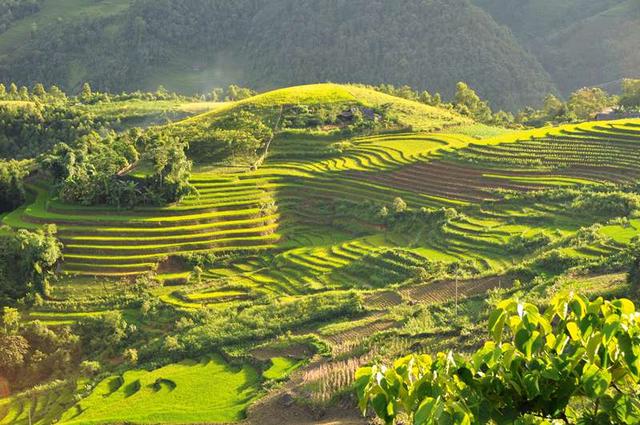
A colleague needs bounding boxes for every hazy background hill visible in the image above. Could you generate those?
[473,0,640,94]
[0,0,638,110]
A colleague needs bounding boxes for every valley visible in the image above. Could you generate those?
[0,82,639,424]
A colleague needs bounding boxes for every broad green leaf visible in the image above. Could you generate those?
[566,321,581,341]
[582,364,611,398]
[569,296,587,319]
[603,315,621,343]
[612,299,635,315]
[515,328,532,354]
[413,397,438,425]
[488,308,507,343]
[586,332,603,363]
[523,372,541,397]
[371,393,393,425]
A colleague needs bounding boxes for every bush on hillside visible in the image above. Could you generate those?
[571,191,640,219]
[186,111,272,164]
[506,231,553,254]
[528,249,582,275]
[0,225,62,304]
[0,159,29,213]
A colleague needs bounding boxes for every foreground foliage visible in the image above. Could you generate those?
[356,293,640,424]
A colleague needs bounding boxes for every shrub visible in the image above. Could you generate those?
[79,360,101,376]
[506,231,553,254]
[529,249,581,275]
[356,293,640,424]
[0,159,29,213]
[392,197,407,214]
[571,191,640,219]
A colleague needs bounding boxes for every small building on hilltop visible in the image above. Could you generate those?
[595,107,640,121]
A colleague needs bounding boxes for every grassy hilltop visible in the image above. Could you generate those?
[1,83,640,424]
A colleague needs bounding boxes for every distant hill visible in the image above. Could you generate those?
[0,0,554,111]
[2,0,637,110]
[473,0,640,93]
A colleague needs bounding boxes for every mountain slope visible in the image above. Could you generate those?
[474,0,640,93]
[0,0,554,111]
[239,0,553,111]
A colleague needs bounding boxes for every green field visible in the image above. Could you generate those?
[58,357,259,425]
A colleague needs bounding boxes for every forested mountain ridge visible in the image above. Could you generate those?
[0,0,638,110]
[0,0,553,111]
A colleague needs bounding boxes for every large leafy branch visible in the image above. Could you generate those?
[356,293,640,424]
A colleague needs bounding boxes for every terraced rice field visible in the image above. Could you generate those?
[170,121,637,309]
[3,120,639,300]
[350,121,640,202]
[6,175,281,276]
[0,381,79,425]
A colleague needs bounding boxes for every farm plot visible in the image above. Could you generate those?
[58,356,260,425]
[0,381,79,425]
[5,174,282,277]
[452,120,640,182]
[347,120,640,204]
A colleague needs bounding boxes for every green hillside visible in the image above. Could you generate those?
[183,84,471,131]
[1,83,640,424]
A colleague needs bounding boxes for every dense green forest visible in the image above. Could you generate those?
[0,0,554,111]
[0,0,638,111]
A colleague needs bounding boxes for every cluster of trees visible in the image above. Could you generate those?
[0,81,258,105]
[620,79,640,110]
[519,79,640,126]
[0,159,29,213]
[41,129,192,207]
[0,306,148,390]
[520,88,615,126]
[0,101,110,159]
[0,82,68,103]
[76,83,195,105]
[206,85,256,102]
[571,190,640,220]
[0,225,62,305]
[185,110,272,164]
[0,307,79,390]
[77,83,254,104]
[371,78,640,128]
[363,82,513,126]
